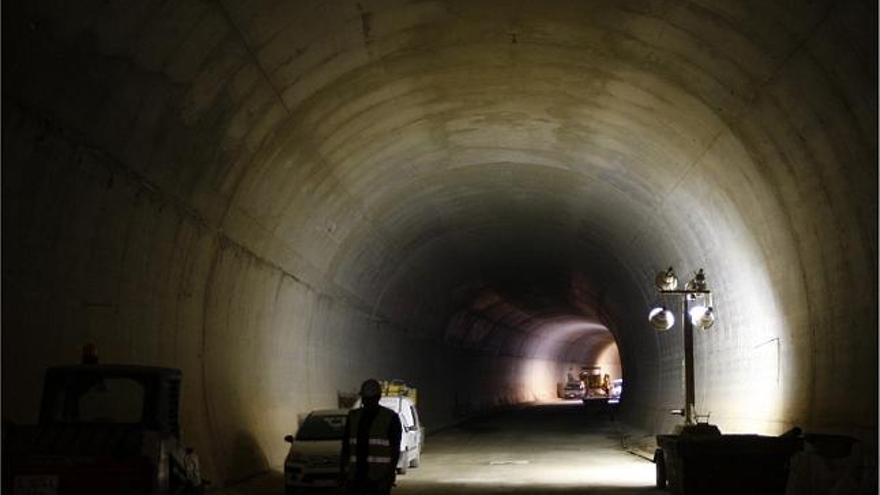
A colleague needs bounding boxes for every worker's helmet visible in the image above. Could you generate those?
[360,379,382,399]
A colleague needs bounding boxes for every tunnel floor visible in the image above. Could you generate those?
[218,401,663,494]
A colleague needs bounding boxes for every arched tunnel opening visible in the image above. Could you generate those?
[443,266,624,404]
[1,0,876,493]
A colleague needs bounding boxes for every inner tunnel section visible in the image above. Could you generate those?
[443,267,624,403]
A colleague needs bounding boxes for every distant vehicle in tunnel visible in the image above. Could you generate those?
[580,366,611,398]
[562,381,585,400]
[283,409,347,494]
[607,379,623,405]
[3,363,204,495]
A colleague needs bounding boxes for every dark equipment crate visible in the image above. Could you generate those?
[655,433,803,495]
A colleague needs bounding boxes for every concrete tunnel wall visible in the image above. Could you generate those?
[2,0,876,486]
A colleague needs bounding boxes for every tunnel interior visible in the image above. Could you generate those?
[2,0,876,486]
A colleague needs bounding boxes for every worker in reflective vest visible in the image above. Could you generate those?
[341,379,402,495]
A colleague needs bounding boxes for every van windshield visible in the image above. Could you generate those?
[296,415,347,441]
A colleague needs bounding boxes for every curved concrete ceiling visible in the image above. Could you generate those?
[2,0,875,485]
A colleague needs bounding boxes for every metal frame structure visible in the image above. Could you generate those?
[650,268,714,426]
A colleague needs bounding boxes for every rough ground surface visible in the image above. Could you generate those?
[217,401,663,494]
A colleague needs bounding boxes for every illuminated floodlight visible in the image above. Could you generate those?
[649,307,675,331]
[689,306,715,330]
[689,305,707,323]
[655,267,679,291]
[649,265,717,426]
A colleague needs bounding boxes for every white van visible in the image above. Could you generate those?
[353,395,424,474]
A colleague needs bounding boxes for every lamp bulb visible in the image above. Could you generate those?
[655,267,679,291]
[649,307,675,331]
[690,305,715,330]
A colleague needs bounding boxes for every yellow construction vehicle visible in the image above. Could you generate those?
[579,366,608,398]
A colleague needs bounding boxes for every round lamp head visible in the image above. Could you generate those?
[689,305,715,330]
[686,268,708,292]
[649,307,675,331]
[655,267,679,291]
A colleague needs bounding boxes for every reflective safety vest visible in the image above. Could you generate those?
[346,407,396,482]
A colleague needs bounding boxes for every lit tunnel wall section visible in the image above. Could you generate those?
[2,0,876,487]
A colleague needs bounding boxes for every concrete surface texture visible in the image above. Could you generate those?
[1,0,876,487]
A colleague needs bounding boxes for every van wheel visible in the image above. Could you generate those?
[654,448,667,489]
[409,451,421,468]
[397,452,408,475]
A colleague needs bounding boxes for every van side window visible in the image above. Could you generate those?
[400,403,414,429]
[410,406,419,428]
